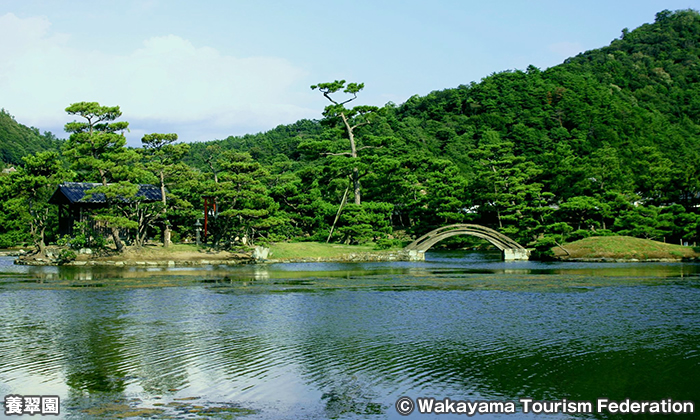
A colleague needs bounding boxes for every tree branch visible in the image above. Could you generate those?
[350,119,371,131]
[322,151,354,157]
[355,145,381,152]
[323,91,359,107]
[322,91,339,105]
[339,94,357,106]
[283,197,298,211]
[554,239,571,256]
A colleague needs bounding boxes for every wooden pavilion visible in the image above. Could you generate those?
[49,182,163,237]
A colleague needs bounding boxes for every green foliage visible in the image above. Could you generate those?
[613,205,663,239]
[0,150,67,252]
[333,202,394,244]
[531,236,557,259]
[0,230,28,248]
[141,132,191,246]
[568,229,592,242]
[63,102,145,251]
[63,102,138,184]
[184,119,323,168]
[56,249,77,265]
[558,196,609,231]
[57,222,107,250]
[206,151,286,247]
[311,80,379,123]
[310,79,380,205]
[4,10,700,252]
[0,109,62,166]
[375,238,404,250]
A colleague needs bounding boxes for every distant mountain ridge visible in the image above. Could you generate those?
[0,109,62,166]
[186,9,700,205]
[5,8,699,207]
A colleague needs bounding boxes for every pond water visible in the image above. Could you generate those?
[0,252,699,419]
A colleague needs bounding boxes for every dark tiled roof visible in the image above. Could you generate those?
[49,183,163,205]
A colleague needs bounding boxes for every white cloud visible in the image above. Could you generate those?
[0,13,312,144]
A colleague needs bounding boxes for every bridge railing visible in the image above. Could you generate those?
[404,224,528,258]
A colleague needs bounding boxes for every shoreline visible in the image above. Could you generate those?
[552,257,699,263]
[5,236,700,266]
[5,252,700,267]
[9,253,415,267]
[550,236,700,262]
[3,246,416,267]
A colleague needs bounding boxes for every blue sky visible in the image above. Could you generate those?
[1,0,698,146]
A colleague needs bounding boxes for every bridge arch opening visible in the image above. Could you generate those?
[404,224,529,261]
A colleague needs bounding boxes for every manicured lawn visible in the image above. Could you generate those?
[553,236,700,260]
[268,242,389,260]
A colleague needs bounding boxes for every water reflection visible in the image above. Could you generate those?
[0,254,699,419]
[3,252,700,290]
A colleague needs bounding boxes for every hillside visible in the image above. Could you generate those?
[174,9,700,247]
[3,9,700,251]
[185,119,322,168]
[552,236,700,260]
[0,109,62,166]
[186,9,700,207]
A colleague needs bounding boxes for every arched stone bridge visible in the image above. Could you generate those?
[402,224,530,261]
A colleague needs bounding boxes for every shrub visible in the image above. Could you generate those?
[56,221,107,250]
[568,229,591,242]
[56,249,77,265]
[375,238,404,250]
[531,236,557,260]
[335,202,394,244]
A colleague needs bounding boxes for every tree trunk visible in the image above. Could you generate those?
[340,112,361,206]
[112,227,124,252]
[327,185,350,243]
[100,173,126,251]
[33,227,46,256]
[160,170,170,248]
[492,165,501,228]
[554,240,570,256]
[207,159,219,183]
[37,213,47,255]
[139,229,149,247]
[352,167,361,206]
[163,227,171,247]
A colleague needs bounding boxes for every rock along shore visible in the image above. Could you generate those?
[264,250,417,264]
[554,257,694,263]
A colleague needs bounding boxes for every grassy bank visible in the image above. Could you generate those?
[96,242,398,261]
[15,243,252,266]
[552,236,700,260]
[267,242,392,260]
[109,243,235,260]
[12,241,409,266]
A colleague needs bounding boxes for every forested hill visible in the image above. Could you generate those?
[0,109,62,166]
[390,8,700,196]
[187,8,700,207]
[3,9,699,252]
[186,119,323,168]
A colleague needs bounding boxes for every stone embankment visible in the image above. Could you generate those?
[12,246,254,267]
[18,258,254,267]
[264,250,420,264]
[556,257,697,262]
[0,249,25,257]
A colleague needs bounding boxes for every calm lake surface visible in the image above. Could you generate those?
[0,252,699,419]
